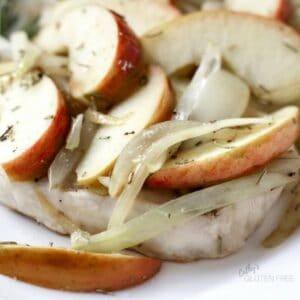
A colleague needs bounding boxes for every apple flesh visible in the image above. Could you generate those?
[100,0,181,35]
[225,0,289,20]
[142,11,300,104]
[43,0,181,36]
[0,244,161,292]
[76,65,174,185]
[36,4,144,106]
[0,73,70,181]
[147,106,299,189]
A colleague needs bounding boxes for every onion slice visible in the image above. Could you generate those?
[174,45,221,121]
[110,118,270,197]
[48,117,97,189]
[72,171,293,253]
[108,117,271,229]
[38,54,70,77]
[14,45,41,79]
[66,114,84,151]
[85,108,132,126]
[10,32,41,79]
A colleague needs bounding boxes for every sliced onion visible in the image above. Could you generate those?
[174,45,221,121]
[66,114,84,151]
[38,54,70,77]
[48,117,97,189]
[14,44,41,79]
[108,117,272,228]
[10,31,28,62]
[8,32,42,80]
[85,108,131,126]
[189,69,250,122]
[48,148,82,189]
[72,171,293,253]
[11,32,41,79]
[110,117,271,197]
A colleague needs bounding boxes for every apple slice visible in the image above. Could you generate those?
[0,73,70,181]
[0,244,161,292]
[42,0,181,37]
[36,4,144,106]
[76,65,174,185]
[96,0,181,36]
[142,11,300,104]
[147,106,299,189]
[225,0,289,20]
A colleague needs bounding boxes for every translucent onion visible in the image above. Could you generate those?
[72,171,293,253]
[48,148,82,190]
[174,45,221,121]
[110,117,271,197]
[108,117,272,228]
[10,31,28,62]
[14,44,42,79]
[48,117,97,189]
[189,69,250,122]
[38,54,70,77]
[10,32,42,80]
[66,114,84,151]
[85,108,131,126]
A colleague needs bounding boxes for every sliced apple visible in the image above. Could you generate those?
[42,0,181,37]
[225,0,289,20]
[0,244,161,292]
[97,0,181,36]
[0,73,70,181]
[147,106,299,189]
[142,11,300,104]
[76,65,174,185]
[36,4,144,105]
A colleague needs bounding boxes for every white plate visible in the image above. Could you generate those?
[0,195,299,300]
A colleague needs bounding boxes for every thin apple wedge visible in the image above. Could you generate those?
[36,4,144,106]
[103,0,181,35]
[76,65,174,185]
[0,244,161,292]
[0,73,70,181]
[142,11,300,104]
[50,0,182,36]
[225,0,289,20]
[147,106,299,189]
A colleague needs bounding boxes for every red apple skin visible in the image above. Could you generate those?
[147,117,299,189]
[72,12,146,107]
[2,91,70,181]
[0,245,161,292]
[276,0,290,20]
